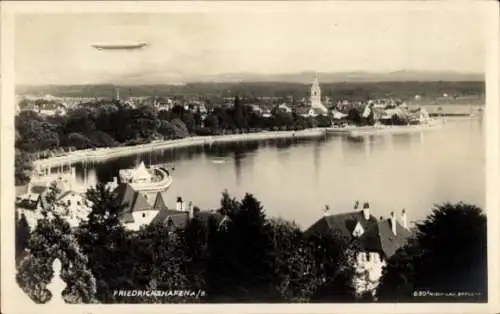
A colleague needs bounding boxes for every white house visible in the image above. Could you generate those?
[277,103,293,113]
[306,203,413,298]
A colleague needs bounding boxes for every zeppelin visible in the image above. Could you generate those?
[91,41,148,50]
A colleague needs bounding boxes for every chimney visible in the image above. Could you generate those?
[176,197,184,212]
[188,201,193,217]
[70,167,76,189]
[390,211,397,236]
[193,206,200,217]
[323,205,330,216]
[362,202,370,220]
[401,209,408,229]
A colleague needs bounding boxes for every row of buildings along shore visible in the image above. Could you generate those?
[16,74,478,120]
[16,157,413,298]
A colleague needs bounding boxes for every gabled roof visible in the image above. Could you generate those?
[153,192,168,210]
[312,107,327,115]
[306,211,378,240]
[376,218,413,259]
[113,183,155,223]
[150,209,189,228]
[295,107,312,115]
[114,183,136,209]
[305,210,412,259]
[30,185,48,195]
[133,193,151,212]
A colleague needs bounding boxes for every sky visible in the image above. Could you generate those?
[14,3,487,85]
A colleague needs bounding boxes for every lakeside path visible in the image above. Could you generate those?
[33,128,327,169]
[31,117,464,170]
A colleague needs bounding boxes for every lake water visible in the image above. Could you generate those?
[73,117,485,229]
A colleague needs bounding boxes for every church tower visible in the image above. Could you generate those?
[310,73,327,113]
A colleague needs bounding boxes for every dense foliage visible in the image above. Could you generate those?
[16,188,97,303]
[16,185,358,303]
[15,185,487,303]
[377,202,487,302]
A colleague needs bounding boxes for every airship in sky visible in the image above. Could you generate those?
[91,41,148,50]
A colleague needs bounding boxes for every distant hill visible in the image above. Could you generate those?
[17,70,484,90]
[189,70,484,84]
[16,71,484,100]
[16,80,485,102]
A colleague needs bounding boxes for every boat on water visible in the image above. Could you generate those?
[348,120,443,137]
[211,158,226,164]
[106,161,172,193]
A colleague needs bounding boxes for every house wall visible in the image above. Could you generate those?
[57,193,91,227]
[125,210,160,231]
[352,251,387,297]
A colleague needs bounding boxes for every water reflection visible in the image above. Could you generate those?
[73,118,484,228]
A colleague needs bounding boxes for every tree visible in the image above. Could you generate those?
[347,108,362,125]
[15,212,31,263]
[15,149,32,186]
[308,232,356,302]
[180,216,209,292]
[206,192,283,302]
[377,202,487,302]
[121,223,195,303]
[268,218,319,302]
[16,214,97,303]
[77,183,131,303]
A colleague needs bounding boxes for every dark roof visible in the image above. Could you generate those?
[312,107,327,115]
[15,198,40,210]
[56,190,73,201]
[150,209,189,228]
[296,107,311,115]
[30,185,48,195]
[305,210,412,259]
[113,183,155,223]
[195,210,225,226]
[114,183,136,209]
[153,192,168,210]
[376,218,413,259]
[306,211,379,240]
[133,193,151,212]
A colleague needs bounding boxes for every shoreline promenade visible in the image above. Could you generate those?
[33,128,327,169]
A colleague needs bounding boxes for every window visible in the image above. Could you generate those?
[77,201,81,206]
[142,213,146,218]
[167,217,174,227]
[67,200,71,206]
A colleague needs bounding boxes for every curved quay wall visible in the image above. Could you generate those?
[127,167,173,193]
[33,129,328,170]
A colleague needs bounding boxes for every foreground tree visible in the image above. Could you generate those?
[268,218,320,302]
[77,183,131,303]
[377,202,487,302]
[206,192,282,302]
[15,212,31,263]
[16,214,97,303]
[308,232,356,302]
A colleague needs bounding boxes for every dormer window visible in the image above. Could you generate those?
[352,222,365,238]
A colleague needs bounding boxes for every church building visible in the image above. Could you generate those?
[310,73,329,114]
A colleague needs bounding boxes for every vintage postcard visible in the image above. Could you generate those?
[1,1,499,314]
